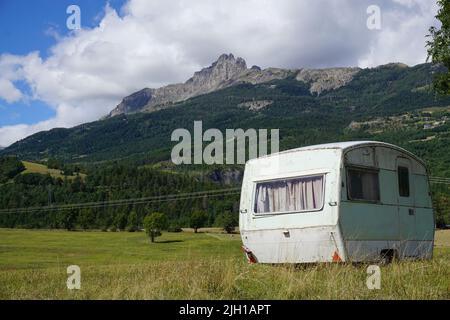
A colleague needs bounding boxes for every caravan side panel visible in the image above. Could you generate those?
[239,148,346,263]
[339,146,434,262]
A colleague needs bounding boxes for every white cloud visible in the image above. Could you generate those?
[0,79,22,103]
[0,54,25,103]
[0,0,441,147]
[358,0,439,67]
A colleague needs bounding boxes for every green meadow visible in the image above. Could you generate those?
[0,228,449,299]
[21,161,86,180]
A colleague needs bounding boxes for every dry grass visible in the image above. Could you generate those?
[1,257,448,300]
[0,229,449,300]
[435,229,450,248]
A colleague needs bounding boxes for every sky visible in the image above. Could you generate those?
[0,0,441,147]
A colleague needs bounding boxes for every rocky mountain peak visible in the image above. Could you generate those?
[107,54,362,117]
[187,53,247,86]
[108,88,153,117]
[108,53,255,117]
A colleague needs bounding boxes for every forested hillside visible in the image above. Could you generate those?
[3,63,449,164]
[0,163,239,230]
[1,62,450,228]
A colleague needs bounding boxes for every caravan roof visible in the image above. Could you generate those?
[251,141,426,166]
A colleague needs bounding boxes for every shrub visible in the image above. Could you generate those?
[143,212,168,242]
[190,210,208,233]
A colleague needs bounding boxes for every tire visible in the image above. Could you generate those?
[380,250,394,265]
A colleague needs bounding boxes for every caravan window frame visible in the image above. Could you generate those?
[252,173,326,216]
[346,165,380,203]
[397,166,410,197]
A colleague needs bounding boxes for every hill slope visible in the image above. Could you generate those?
[107,53,352,117]
[2,61,450,228]
[2,62,450,172]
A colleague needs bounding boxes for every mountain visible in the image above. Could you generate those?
[2,58,450,177]
[2,57,450,229]
[107,53,359,117]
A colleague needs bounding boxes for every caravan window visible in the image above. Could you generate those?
[347,167,380,202]
[398,166,410,197]
[254,175,324,214]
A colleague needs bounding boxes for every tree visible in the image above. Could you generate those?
[59,210,76,231]
[126,211,139,232]
[62,165,74,176]
[433,193,450,228]
[215,211,237,234]
[78,208,95,230]
[427,0,450,94]
[143,212,168,242]
[46,158,62,170]
[0,156,25,183]
[114,213,127,231]
[189,210,208,233]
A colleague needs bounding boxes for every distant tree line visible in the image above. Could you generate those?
[0,156,25,183]
[0,161,239,231]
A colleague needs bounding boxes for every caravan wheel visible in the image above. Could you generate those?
[379,249,398,265]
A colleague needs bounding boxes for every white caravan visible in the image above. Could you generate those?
[239,141,435,263]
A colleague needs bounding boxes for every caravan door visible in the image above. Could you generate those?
[396,157,417,258]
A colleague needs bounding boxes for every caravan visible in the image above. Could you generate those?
[239,141,435,263]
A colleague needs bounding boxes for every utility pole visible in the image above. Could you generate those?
[48,184,52,207]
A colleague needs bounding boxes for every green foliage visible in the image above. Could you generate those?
[0,156,25,183]
[126,211,139,232]
[215,211,238,234]
[2,63,450,164]
[114,213,127,231]
[46,157,62,170]
[62,166,74,176]
[0,164,237,229]
[143,212,168,242]
[433,192,450,227]
[190,210,208,233]
[14,173,53,186]
[59,210,77,231]
[427,0,450,94]
[78,208,95,230]
[1,63,450,227]
[167,223,183,232]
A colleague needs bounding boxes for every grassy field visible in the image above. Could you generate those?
[0,228,449,299]
[22,161,86,180]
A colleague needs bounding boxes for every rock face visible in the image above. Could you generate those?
[108,54,362,117]
[109,88,153,116]
[296,67,361,95]
[108,54,295,117]
[238,100,273,111]
[208,168,243,185]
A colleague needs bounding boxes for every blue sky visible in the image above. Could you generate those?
[0,0,126,57]
[0,0,125,127]
[0,0,439,147]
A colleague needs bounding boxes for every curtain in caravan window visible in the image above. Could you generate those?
[347,168,380,201]
[254,175,324,214]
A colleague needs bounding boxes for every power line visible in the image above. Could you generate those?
[0,188,241,214]
[429,176,450,185]
[430,176,450,182]
[1,175,450,214]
